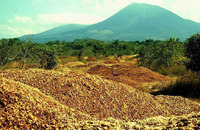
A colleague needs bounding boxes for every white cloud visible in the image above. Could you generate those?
[9,15,34,24]
[31,0,200,24]
[88,0,166,18]
[7,26,20,35]
[90,0,200,23]
[49,0,57,2]
[0,25,26,38]
[1,18,44,38]
[2,0,200,39]
[128,0,200,23]
[32,0,57,6]
[102,0,131,13]
[37,12,105,24]
[7,26,37,37]
[94,0,102,10]
[32,0,44,5]
[165,0,200,22]
[83,0,94,4]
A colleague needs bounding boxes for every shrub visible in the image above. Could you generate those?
[137,38,187,76]
[39,49,57,69]
[151,73,200,98]
[185,33,200,71]
[157,64,191,76]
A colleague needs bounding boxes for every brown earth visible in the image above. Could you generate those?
[128,112,200,129]
[0,77,91,129]
[1,68,200,129]
[87,64,171,91]
[80,112,200,129]
[62,61,85,67]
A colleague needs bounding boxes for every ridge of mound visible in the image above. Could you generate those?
[80,112,200,129]
[0,77,91,129]
[131,112,200,129]
[2,69,200,122]
[63,61,85,67]
[53,64,72,74]
[87,64,170,87]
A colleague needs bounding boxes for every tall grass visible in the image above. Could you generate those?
[156,64,191,77]
[151,73,200,98]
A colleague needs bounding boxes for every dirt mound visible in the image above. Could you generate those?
[79,112,200,129]
[103,59,121,64]
[131,112,200,129]
[120,54,138,60]
[2,69,200,122]
[0,77,91,129]
[87,65,170,88]
[63,61,85,67]
[53,64,72,74]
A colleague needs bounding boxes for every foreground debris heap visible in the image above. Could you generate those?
[0,77,91,129]
[1,69,200,129]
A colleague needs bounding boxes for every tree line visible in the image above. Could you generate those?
[0,38,57,70]
[138,33,200,75]
[0,33,199,74]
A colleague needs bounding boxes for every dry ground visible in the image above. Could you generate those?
[1,56,200,129]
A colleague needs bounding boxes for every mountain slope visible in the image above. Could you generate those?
[37,24,88,36]
[25,24,88,43]
[21,3,200,43]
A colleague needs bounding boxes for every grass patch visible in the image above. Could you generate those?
[151,73,200,98]
[156,64,191,77]
[58,56,78,64]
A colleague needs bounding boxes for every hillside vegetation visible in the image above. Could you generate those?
[0,36,191,75]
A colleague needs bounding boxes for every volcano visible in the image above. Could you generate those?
[20,3,200,43]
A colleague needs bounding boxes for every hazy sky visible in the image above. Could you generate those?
[1,0,200,38]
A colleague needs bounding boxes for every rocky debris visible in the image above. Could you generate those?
[53,64,72,74]
[2,69,200,122]
[63,61,85,67]
[1,68,200,129]
[87,64,170,87]
[0,77,91,129]
[68,112,200,129]
[130,112,200,129]
[103,59,121,64]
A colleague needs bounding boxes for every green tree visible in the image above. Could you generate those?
[138,38,185,69]
[0,39,20,70]
[185,33,200,71]
[18,43,36,69]
[36,47,58,69]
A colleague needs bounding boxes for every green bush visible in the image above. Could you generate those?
[157,64,191,76]
[137,37,187,76]
[35,47,58,70]
[0,38,21,69]
[185,33,200,71]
